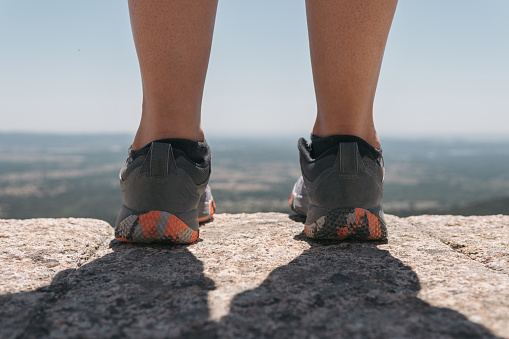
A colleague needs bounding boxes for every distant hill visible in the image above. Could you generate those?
[390,196,509,217]
[1,133,509,225]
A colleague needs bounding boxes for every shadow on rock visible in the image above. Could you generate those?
[211,237,501,339]
[0,240,216,339]
[0,236,502,338]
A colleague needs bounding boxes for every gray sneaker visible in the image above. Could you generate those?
[115,139,215,244]
[289,136,387,241]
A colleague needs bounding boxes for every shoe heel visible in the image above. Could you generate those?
[115,206,199,244]
[305,206,387,241]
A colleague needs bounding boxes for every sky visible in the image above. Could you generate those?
[1,1,508,140]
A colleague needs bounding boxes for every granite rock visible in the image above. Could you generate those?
[0,213,508,338]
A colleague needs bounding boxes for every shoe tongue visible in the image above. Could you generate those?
[310,134,382,161]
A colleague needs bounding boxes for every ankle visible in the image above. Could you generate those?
[132,124,204,151]
[312,121,380,149]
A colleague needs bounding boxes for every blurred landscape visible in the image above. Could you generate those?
[1,133,509,226]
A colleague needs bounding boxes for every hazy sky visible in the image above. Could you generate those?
[1,1,508,139]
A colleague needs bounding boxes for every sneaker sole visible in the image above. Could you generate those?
[115,210,199,244]
[304,207,387,241]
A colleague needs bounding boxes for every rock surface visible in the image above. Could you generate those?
[0,213,508,338]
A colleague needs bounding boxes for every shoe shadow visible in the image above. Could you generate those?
[0,236,502,338]
[210,237,501,338]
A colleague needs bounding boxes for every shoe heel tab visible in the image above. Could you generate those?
[333,142,363,175]
[149,142,178,178]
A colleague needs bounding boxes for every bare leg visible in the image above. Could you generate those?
[306,0,398,148]
[129,0,218,150]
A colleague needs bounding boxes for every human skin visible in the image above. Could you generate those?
[307,0,398,149]
[129,0,218,150]
[128,0,397,150]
